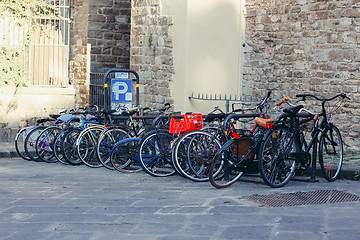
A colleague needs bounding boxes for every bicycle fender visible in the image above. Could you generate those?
[109,137,141,155]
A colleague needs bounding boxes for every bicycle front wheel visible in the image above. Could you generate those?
[24,126,47,161]
[209,137,257,188]
[110,138,142,173]
[15,126,34,160]
[258,125,297,188]
[138,129,176,177]
[319,124,343,182]
[35,126,62,163]
[172,130,222,182]
[96,126,128,170]
[76,126,106,168]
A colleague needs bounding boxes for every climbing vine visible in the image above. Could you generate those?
[0,0,61,86]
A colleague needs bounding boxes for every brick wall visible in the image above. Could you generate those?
[130,0,174,109]
[243,0,360,150]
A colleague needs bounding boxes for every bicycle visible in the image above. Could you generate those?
[208,91,273,188]
[257,93,350,188]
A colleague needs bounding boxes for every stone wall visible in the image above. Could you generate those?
[69,0,90,107]
[130,0,174,109]
[69,0,131,107]
[243,0,360,150]
[88,0,131,72]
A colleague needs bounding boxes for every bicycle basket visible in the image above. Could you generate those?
[169,118,185,134]
[183,113,204,132]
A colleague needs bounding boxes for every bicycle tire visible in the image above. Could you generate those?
[24,126,47,161]
[210,137,256,188]
[15,126,34,160]
[138,129,176,177]
[76,125,106,168]
[35,126,62,163]
[258,125,298,188]
[172,130,222,182]
[61,128,83,165]
[319,124,343,182]
[110,138,142,173]
[96,126,128,170]
[53,128,70,164]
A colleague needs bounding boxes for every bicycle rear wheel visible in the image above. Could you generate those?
[319,124,343,182]
[258,125,297,188]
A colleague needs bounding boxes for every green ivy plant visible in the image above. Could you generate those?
[0,0,62,87]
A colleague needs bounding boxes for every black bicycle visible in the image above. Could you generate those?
[257,93,350,188]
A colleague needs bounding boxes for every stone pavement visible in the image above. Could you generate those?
[1,157,360,240]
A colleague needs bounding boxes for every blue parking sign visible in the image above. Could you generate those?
[111,79,133,103]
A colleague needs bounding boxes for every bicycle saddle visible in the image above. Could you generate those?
[49,114,60,119]
[205,113,227,122]
[121,108,138,116]
[283,105,304,116]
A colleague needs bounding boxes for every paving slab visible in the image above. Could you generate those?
[1,157,360,239]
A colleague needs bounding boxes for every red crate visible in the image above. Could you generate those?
[183,113,204,132]
[169,118,185,134]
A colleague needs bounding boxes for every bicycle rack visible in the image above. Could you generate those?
[189,93,263,113]
[103,69,140,111]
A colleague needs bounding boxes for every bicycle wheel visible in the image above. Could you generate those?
[209,136,256,188]
[35,126,62,163]
[96,126,128,170]
[53,128,69,164]
[138,129,176,177]
[61,128,83,165]
[24,126,47,161]
[319,124,343,182]
[110,138,142,173]
[172,130,222,182]
[76,126,106,168]
[258,125,298,188]
[15,126,34,160]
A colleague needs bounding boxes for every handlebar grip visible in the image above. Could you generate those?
[266,90,272,98]
[276,100,284,106]
[341,93,351,100]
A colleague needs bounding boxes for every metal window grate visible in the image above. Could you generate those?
[241,190,360,208]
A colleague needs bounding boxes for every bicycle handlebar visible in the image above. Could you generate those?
[296,93,351,102]
[231,90,272,113]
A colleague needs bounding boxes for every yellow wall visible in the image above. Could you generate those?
[161,0,245,114]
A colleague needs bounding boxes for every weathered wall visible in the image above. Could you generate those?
[88,0,131,73]
[130,0,174,109]
[69,0,91,107]
[69,0,131,107]
[243,0,360,150]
